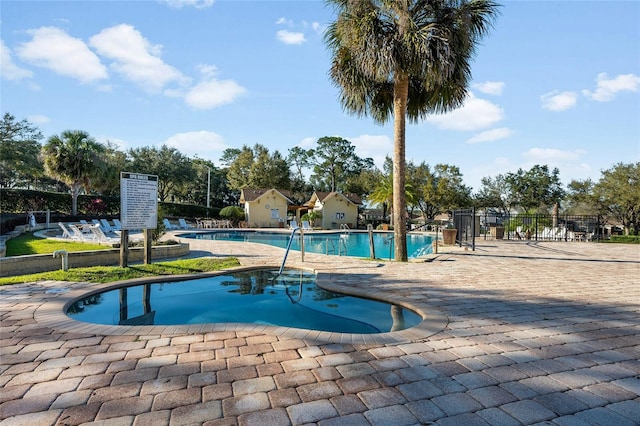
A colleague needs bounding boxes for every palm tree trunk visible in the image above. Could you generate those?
[71,182,80,216]
[393,73,409,262]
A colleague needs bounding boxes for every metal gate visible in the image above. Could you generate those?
[452,208,476,251]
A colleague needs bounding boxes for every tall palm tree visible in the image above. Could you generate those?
[325,0,499,260]
[42,130,107,215]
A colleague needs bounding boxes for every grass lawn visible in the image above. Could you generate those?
[5,232,113,256]
[0,257,241,285]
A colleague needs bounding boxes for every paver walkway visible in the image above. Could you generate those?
[1,237,639,425]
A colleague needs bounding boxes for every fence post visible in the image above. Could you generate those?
[472,207,476,251]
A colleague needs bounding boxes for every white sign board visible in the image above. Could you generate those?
[120,172,158,230]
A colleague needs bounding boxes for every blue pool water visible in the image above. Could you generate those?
[184,230,433,259]
[66,269,422,334]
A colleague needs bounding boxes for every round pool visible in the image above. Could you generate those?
[66,268,422,334]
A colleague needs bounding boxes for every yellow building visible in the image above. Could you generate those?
[306,191,361,229]
[240,189,292,228]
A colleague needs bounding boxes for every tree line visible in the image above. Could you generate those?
[1,112,638,234]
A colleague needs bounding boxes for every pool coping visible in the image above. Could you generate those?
[33,265,448,345]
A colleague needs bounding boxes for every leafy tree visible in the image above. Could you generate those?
[308,136,373,192]
[421,164,471,218]
[249,145,291,190]
[593,162,639,235]
[564,178,598,215]
[325,0,499,261]
[91,141,127,197]
[127,145,192,202]
[225,145,255,190]
[407,161,436,220]
[225,144,291,191]
[41,130,107,215]
[343,166,382,201]
[474,174,513,215]
[287,146,312,181]
[505,165,564,212]
[219,148,242,167]
[0,113,44,188]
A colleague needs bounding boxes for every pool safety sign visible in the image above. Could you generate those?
[120,172,158,230]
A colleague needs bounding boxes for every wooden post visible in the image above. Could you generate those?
[144,229,152,265]
[368,224,376,259]
[120,229,129,268]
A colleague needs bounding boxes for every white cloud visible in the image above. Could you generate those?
[276,17,293,27]
[426,93,504,131]
[27,114,50,124]
[184,64,246,109]
[472,81,505,96]
[164,131,227,159]
[159,0,214,9]
[1,39,33,81]
[311,22,323,34]
[276,30,306,45]
[582,72,640,102]
[298,137,317,148]
[16,27,108,84]
[466,127,512,144]
[97,136,129,151]
[540,90,577,111]
[349,134,392,168]
[523,147,585,162]
[90,24,186,93]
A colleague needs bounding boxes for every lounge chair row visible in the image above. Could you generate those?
[288,220,313,231]
[57,222,120,244]
[163,218,195,230]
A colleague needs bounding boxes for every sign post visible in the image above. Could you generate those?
[120,172,158,267]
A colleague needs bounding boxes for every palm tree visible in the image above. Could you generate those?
[325,0,499,260]
[42,130,107,215]
[369,174,416,227]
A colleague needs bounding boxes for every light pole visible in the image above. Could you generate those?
[206,167,211,210]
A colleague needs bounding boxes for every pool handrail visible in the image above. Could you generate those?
[275,226,300,278]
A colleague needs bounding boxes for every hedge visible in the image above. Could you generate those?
[0,188,222,233]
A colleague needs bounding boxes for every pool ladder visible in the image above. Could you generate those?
[325,238,348,256]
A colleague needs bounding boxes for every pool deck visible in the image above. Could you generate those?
[1,236,639,425]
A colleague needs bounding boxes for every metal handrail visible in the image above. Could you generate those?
[275,227,299,278]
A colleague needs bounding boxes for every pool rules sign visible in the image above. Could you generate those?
[120,172,158,230]
[120,172,158,267]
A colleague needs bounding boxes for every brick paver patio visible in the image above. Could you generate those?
[1,235,639,425]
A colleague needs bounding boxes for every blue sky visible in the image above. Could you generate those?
[2,0,639,191]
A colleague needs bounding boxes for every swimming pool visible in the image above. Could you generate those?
[184,230,434,259]
[66,268,422,334]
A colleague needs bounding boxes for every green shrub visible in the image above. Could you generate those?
[219,206,245,226]
[608,235,640,244]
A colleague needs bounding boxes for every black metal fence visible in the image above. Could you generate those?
[452,210,605,249]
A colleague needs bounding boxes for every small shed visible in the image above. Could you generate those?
[306,191,361,229]
[240,189,293,228]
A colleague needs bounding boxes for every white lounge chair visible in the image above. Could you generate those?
[112,218,122,231]
[77,220,93,234]
[289,220,298,230]
[301,221,313,231]
[90,224,119,244]
[58,222,76,239]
